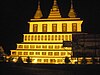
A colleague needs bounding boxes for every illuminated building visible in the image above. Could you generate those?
[10,0,83,64]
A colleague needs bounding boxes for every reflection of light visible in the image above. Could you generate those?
[34,59,37,63]
[6,56,10,59]
[13,59,16,62]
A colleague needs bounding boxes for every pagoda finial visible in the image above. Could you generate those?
[71,0,73,9]
[53,0,58,11]
[68,0,76,18]
[48,0,61,19]
[34,0,43,19]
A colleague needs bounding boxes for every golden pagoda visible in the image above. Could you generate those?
[10,0,83,64]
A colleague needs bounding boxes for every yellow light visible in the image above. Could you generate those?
[34,59,37,63]
[13,59,17,63]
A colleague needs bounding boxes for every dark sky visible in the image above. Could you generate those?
[1,0,100,54]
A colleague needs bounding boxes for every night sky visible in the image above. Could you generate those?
[1,0,100,55]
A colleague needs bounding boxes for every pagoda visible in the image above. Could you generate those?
[10,0,83,64]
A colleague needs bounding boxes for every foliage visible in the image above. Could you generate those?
[26,56,32,64]
[0,56,6,63]
[65,57,70,64]
[16,56,23,64]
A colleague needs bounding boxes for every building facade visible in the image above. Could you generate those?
[72,34,100,57]
[10,0,83,64]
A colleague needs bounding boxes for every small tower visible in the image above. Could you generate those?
[48,0,61,19]
[68,0,76,18]
[34,0,43,19]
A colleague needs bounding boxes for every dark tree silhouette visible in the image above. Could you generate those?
[26,56,32,64]
[65,57,70,64]
[16,56,23,64]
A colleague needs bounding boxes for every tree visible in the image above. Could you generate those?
[26,56,32,64]
[16,56,23,64]
[65,57,70,64]
[0,46,7,63]
[0,56,6,63]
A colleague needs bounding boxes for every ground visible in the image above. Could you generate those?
[0,63,100,75]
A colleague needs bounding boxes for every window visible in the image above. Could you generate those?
[44,59,48,62]
[48,35,50,40]
[35,52,40,55]
[55,45,59,49]
[33,24,38,32]
[24,52,27,55]
[54,52,59,56]
[62,23,67,32]
[58,35,61,40]
[28,35,30,41]
[42,52,46,55]
[52,24,57,32]
[58,45,60,48]
[67,52,72,55]
[35,35,37,40]
[38,35,40,40]
[61,52,66,55]
[12,52,16,55]
[41,35,43,40]
[37,59,41,62]
[55,35,57,40]
[51,35,54,40]
[55,45,57,49]
[50,59,56,63]
[39,45,41,48]
[42,24,47,32]
[30,45,35,49]
[72,23,77,32]
[18,45,23,48]
[18,52,22,55]
[48,45,53,49]
[36,45,41,48]
[61,45,63,48]
[57,59,62,62]
[31,35,34,41]
[29,52,34,55]
[69,35,72,41]
[24,45,29,49]
[62,35,64,40]
[42,45,47,48]
[63,41,72,47]
[25,36,27,41]
[45,35,47,40]
[48,52,53,55]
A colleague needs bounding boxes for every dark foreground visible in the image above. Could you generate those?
[0,63,100,75]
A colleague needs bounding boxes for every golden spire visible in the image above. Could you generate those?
[68,0,76,18]
[48,0,61,19]
[34,0,43,19]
